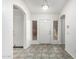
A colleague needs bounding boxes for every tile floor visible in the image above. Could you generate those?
[13,44,74,59]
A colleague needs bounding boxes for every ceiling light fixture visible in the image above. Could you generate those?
[42,0,49,10]
[42,5,49,10]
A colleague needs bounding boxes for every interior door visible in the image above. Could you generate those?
[39,20,51,44]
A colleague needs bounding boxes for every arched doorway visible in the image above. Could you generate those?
[13,5,26,48]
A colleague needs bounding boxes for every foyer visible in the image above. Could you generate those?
[2,0,76,59]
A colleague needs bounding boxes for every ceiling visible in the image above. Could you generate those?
[23,0,68,14]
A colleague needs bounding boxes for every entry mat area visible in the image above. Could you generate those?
[13,44,73,59]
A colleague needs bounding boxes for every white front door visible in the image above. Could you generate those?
[39,20,51,44]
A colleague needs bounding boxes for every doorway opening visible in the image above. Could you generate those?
[13,5,26,48]
[60,15,65,44]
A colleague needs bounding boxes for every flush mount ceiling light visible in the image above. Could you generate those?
[42,0,49,10]
[42,5,49,10]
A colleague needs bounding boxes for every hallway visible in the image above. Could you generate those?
[13,44,73,59]
[2,0,76,59]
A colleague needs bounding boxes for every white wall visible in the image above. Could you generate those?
[13,8,24,47]
[2,0,13,59]
[60,0,76,58]
[13,0,32,49]
[31,14,62,44]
